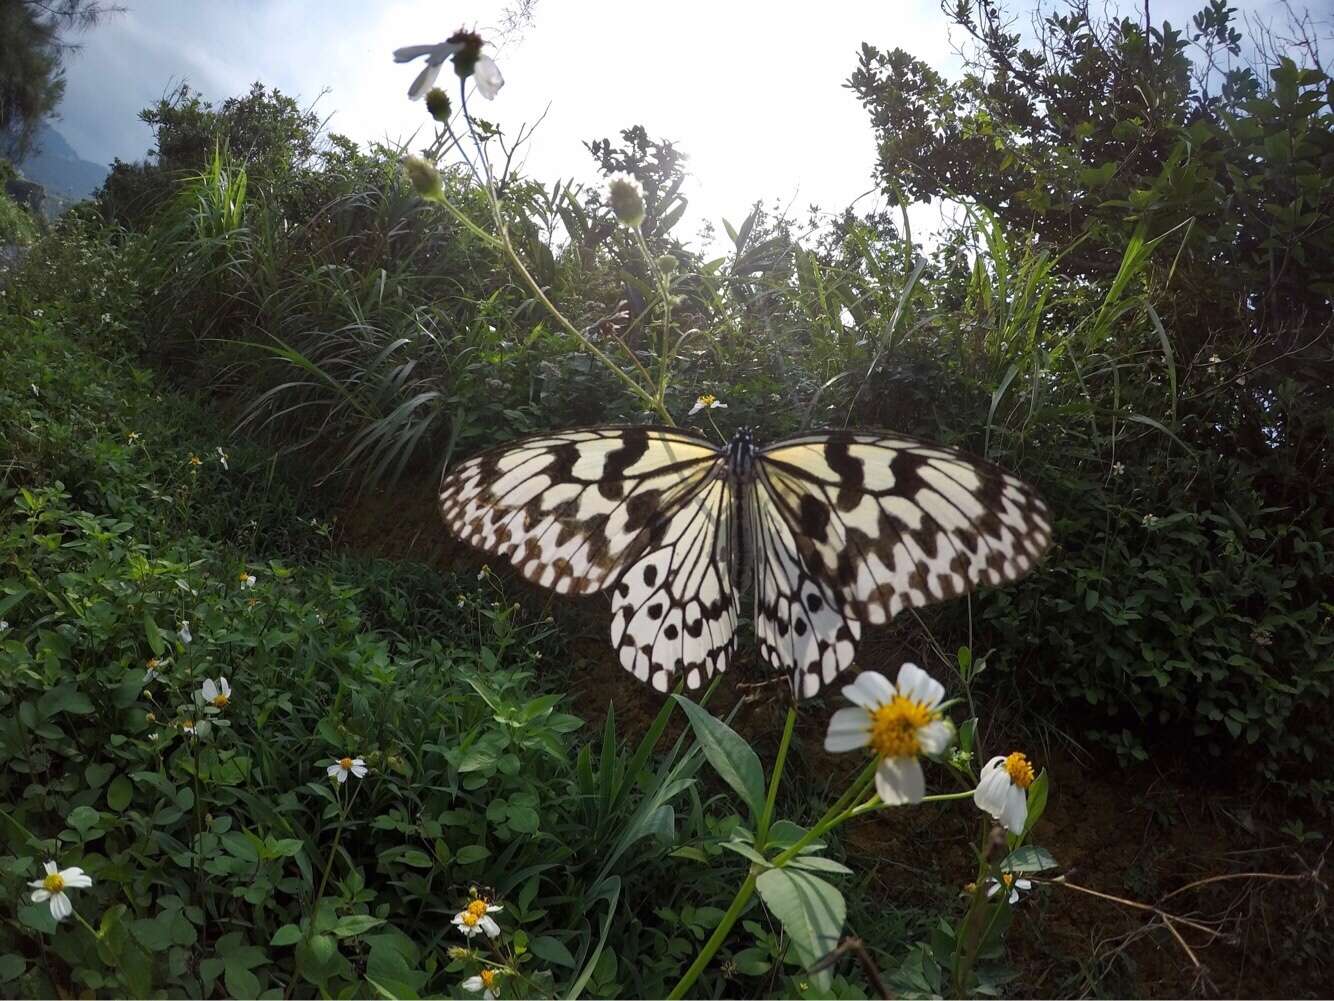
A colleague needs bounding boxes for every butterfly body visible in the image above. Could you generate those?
[439,424,1050,699]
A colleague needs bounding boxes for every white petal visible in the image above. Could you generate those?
[335,768,348,783]
[44,861,58,876]
[896,662,944,708]
[486,902,503,913]
[875,756,925,805]
[985,880,1001,899]
[973,768,1010,819]
[219,678,231,696]
[61,868,92,889]
[394,43,447,62]
[409,62,442,100]
[30,888,50,902]
[462,976,483,991]
[50,892,72,920]
[351,763,368,778]
[351,757,366,768]
[843,671,893,709]
[1008,889,1020,904]
[917,720,952,755]
[479,914,500,937]
[1016,879,1033,891]
[1000,785,1028,833]
[687,402,703,416]
[474,57,504,99]
[824,709,873,753]
[712,401,728,409]
[326,764,341,778]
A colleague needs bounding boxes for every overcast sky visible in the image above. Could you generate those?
[54,0,1291,244]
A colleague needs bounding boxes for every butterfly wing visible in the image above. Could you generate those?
[753,430,1052,697]
[438,425,738,691]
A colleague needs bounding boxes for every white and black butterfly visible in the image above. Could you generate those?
[438,425,1051,699]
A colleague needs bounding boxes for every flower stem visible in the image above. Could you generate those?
[754,705,797,848]
[666,869,759,1001]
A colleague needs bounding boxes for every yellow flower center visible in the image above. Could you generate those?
[1001,873,1015,888]
[697,393,717,407]
[1004,751,1036,789]
[461,911,480,927]
[869,695,935,758]
[466,898,489,918]
[211,694,229,708]
[147,658,161,669]
[339,756,354,770]
[42,872,65,893]
[481,969,498,990]
[189,455,201,466]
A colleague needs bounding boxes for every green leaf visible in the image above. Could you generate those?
[672,696,765,823]
[755,868,846,992]
[333,914,385,938]
[1021,770,1049,836]
[144,610,165,656]
[271,924,302,946]
[38,683,95,718]
[0,955,25,984]
[224,957,261,998]
[455,844,489,865]
[106,775,133,812]
[529,934,576,968]
[67,804,100,833]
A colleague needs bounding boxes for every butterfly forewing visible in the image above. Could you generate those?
[754,431,1051,690]
[439,425,737,690]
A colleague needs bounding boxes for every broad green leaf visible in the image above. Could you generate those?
[333,914,385,938]
[271,924,302,946]
[530,934,576,968]
[106,775,132,812]
[672,696,765,823]
[755,868,846,992]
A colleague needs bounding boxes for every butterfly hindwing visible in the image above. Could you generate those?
[611,475,738,692]
[748,483,862,699]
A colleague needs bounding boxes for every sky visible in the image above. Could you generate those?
[53,0,1295,245]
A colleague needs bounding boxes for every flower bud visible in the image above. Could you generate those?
[403,155,443,200]
[656,253,678,274]
[607,173,645,229]
[425,88,452,122]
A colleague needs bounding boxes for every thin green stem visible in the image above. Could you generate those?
[754,705,797,849]
[666,869,759,1001]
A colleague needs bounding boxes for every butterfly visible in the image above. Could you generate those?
[438,425,1051,699]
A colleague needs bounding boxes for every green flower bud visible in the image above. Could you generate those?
[403,155,442,200]
[425,88,452,122]
[656,253,678,274]
[607,173,645,229]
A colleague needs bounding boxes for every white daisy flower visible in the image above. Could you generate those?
[179,717,210,738]
[215,446,229,470]
[985,872,1033,904]
[177,621,192,645]
[973,752,1037,833]
[239,571,256,588]
[452,897,503,938]
[1141,513,1159,527]
[823,663,953,805]
[326,756,368,783]
[394,31,503,101]
[0,620,9,632]
[28,860,93,921]
[688,393,727,417]
[462,968,503,999]
[143,657,168,683]
[199,677,231,709]
[1111,461,1125,477]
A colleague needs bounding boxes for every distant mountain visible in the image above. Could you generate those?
[18,123,109,203]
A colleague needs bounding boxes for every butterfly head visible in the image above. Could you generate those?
[726,427,757,484]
